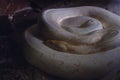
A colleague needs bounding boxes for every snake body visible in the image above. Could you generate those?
[24,6,120,79]
[38,6,120,54]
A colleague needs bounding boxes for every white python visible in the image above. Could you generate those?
[39,6,120,54]
[24,6,120,79]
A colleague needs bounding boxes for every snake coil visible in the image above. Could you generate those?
[24,6,120,79]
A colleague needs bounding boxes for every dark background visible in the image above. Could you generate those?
[0,0,120,80]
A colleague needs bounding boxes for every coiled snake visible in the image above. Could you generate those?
[36,6,120,54]
[24,6,120,79]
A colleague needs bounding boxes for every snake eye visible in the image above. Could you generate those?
[103,29,119,40]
